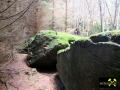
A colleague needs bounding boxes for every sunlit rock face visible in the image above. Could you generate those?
[57,40,120,90]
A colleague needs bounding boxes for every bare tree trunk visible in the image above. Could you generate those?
[98,0,104,32]
[52,0,55,30]
[113,0,119,29]
[65,0,68,32]
[104,0,112,23]
[85,0,93,33]
[72,0,75,28]
[85,0,93,23]
[116,9,120,30]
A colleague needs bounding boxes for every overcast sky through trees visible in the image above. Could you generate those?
[70,0,120,23]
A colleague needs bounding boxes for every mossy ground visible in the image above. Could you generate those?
[37,30,84,48]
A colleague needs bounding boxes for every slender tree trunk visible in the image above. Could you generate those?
[98,0,104,32]
[116,9,120,30]
[65,0,68,32]
[85,0,92,23]
[52,0,55,30]
[52,0,57,34]
[104,0,112,23]
[113,0,119,29]
[85,0,93,33]
[72,0,75,28]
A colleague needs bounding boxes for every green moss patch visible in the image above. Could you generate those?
[23,30,88,52]
[21,30,88,68]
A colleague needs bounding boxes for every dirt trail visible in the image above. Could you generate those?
[0,54,63,90]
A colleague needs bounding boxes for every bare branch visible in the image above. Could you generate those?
[0,9,24,20]
[104,0,112,21]
[85,0,92,21]
[98,0,104,32]
[0,0,37,31]
[0,0,18,14]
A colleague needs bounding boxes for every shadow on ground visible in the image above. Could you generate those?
[54,74,66,90]
[35,65,57,74]
[36,66,66,90]
[34,65,66,90]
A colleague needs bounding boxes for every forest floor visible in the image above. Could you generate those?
[0,54,64,90]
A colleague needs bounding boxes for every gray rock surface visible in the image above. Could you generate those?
[57,40,120,90]
[111,35,120,44]
[90,30,120,44]
[90,35,110,43]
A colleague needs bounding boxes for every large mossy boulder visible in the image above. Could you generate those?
[22,30,83,68]
[90,30,120,44]
[57,40,120,90]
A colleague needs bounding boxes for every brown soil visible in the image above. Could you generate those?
[0,54,64,90]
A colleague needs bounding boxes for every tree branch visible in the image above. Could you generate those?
[104,0,112,22]
[0,9,24,20]
[0,0,37,31]
[0,0,18,14]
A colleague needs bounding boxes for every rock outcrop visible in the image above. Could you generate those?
[57,40,120,90]
[90,34,110,43]
[22,30,81,68]
[90,30,120,44]
[21,30,120,89]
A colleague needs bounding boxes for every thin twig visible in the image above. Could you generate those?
[0,0,36,31]
[0,79,8,90]
[0,9,24,20]
[8,82,19,90]
[104,0,112,22]
[0,0,18,13]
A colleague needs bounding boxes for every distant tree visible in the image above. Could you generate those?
[72,0,75,28]
[85,0,94,34]
[104,0,112,23]
[89,23,101,35]
[113,0,120,29]
[52,0,55,30]
[65,0,68,32]
[98,0,104,32]
[85,0,93,25]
